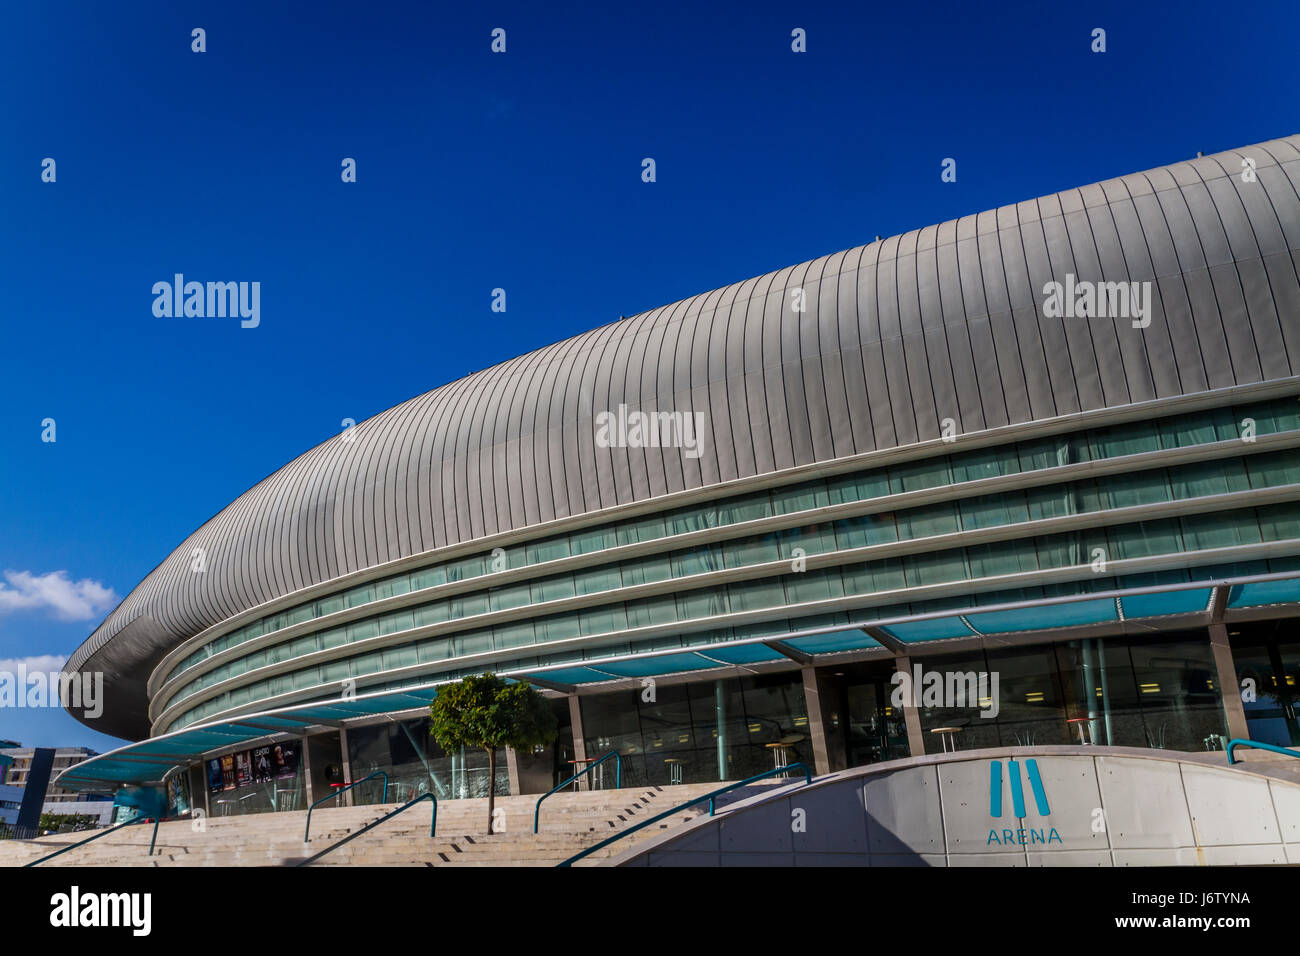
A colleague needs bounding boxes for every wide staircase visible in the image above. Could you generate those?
[0,783,726,868]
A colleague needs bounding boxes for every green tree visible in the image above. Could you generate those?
[429,673,557,833]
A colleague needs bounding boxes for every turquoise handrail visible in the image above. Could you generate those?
[24,814,162,867]
[534,750,622,833]
[304,770,388,842]
[557,761,813,867]
[295,792,437,866]
[1226,737,1300,764]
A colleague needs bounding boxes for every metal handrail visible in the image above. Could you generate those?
[304,770,388,842]
[558,762,814,867]
[24,814,162,867]
[1226,737,1300,764]
[295,792,437,866]
[534,750,622,833]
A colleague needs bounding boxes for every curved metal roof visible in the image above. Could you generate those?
[68,134,1300,740]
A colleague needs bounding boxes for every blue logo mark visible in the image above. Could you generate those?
[987,759,1060,846]
[989,758,1050,818]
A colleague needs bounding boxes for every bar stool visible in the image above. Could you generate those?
[929,726,963,753]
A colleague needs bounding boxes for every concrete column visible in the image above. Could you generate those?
[715,680,727,782]
[568,695,588,791]
[896,654,927,757]
[300,736,314,806]
[504,747,521,796]
[1209,623,1250,741]
[339,726,354,807]
[800,666,833,776]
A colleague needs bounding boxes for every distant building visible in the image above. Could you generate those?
[0,747,111,834]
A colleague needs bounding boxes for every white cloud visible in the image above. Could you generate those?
[0,654,67,673]
[0,570,118,621]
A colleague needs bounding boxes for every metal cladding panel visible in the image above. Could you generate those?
[68,135,1300,740]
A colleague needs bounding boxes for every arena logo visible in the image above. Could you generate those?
[594,404,706,460]
[987,758,1063,846]
[1041,273,1152,328]
[0,664,102,719]
[49,886,151,936]
[151,274,260,328]
[889,664,999,718]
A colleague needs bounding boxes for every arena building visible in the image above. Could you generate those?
[59,135,1300,820]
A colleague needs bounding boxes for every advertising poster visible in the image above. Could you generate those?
[273,741,300,780]
[253,746,275,783]
[221,754,236,791]
[207,758,223,793]
[234,750,253,788]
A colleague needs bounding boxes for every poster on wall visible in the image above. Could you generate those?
[234,750,253,788]
[167,773,191,816]
[272,741,299,780]
[221,754,236,791]
[252,746,275,783]
[207,758,223,793]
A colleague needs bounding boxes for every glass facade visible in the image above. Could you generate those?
[344,718,509,805]
[912,630,1227,754]
[154,395,1300,734]
[579,673,809,786]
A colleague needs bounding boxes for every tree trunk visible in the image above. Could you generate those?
[486,747,496,834]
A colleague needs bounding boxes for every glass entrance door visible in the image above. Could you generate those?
[843,676,909,767]
[1231,623,1300,747]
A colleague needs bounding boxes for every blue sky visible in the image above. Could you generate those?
[1,0,1297,752]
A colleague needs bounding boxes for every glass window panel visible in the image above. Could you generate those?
[455,630,493,656]
[718,493,773,525]
[1257,501,1300,541]
[783,568,844,604]
[898,502,960,540]
[891,458,953,492]
[1094,421,1161,459]
[536,613,582,643]
[1100,470,1171,509]
[616,513,666,546]
[1247,448,1300,490]
[316,594,345,617]
[779,523,838,556]
[348,619,379,643]
[833,513,897,549]
[415,602,450,627]
[1180,512,1261,551]
[728,578,786,612]
[345,585,374,610]
[573,565,620,596]
[967,540,1037,578]
[620,554,673,587]
[676,589,729,620]
[579,604,628,636]
[410,566,447,591]
[671,545,722,577]
[771,480,830,516]
[1169,458,1249,499]
[534,572,578,602]
[1108,519,1182,559]
[827,471,891,505]
[626,595,678,629]
[723,533,781,569]
[447,592,489,618]
[489,582,532,612]
[570,525,617,555]
[493,619,536,649]
[379,609,414,635]
[903,550,969,587]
